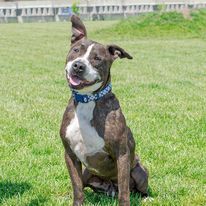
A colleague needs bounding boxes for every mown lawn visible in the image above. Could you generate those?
[0,18,206,206]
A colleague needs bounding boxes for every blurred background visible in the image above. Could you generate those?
[0,0,206,23]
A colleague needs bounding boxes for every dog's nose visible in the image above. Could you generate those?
[72,61,86,75]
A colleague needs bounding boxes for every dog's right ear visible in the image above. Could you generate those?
[71,15,87,45]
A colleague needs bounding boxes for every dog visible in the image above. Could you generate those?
[60,15,148,206]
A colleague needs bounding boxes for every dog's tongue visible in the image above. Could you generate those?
[69,76,82,86]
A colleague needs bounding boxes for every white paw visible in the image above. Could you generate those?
[143,197,154,202]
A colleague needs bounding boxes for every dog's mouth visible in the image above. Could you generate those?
[68,74,98,90]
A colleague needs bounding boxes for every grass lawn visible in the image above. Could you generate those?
[0,16,206,206]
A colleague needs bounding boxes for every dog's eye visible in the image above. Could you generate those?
[73,48,79,53]
[94,56,101,61]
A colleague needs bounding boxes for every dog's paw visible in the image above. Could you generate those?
[106,183,117,198]
[142,197,154,202]
[106,190,116,198]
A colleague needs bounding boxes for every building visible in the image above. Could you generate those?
[1,0,206,23]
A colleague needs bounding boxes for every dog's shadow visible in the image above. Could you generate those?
[0,180,47,205]
[0,180,31,204]
[84,187,154,206]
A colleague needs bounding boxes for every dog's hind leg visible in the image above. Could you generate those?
[82,168,118,197]
[130,156,149,197]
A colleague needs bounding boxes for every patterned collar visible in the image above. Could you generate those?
[72,83,112,103]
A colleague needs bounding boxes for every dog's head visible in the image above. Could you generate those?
[65,15,132,93]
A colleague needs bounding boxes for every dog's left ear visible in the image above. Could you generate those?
[107,44,133,60]
[71,15,87,44]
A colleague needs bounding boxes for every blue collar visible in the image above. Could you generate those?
[72,83,112,103]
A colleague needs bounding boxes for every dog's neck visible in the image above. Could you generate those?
[71,83,112,103]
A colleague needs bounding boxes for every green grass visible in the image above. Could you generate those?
[0,11,206,206]
[97,9,206,39]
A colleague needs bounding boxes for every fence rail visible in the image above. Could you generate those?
[0,0,206,23]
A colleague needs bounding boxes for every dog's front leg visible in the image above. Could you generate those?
[117,140,130,206]
[65,149,84,206]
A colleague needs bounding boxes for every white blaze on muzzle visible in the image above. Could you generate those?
[66,44,100,81]
[65,44,103,93]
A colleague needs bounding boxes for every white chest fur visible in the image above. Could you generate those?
[65,101,105,165]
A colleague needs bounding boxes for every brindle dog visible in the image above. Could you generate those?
[60,15,148,206]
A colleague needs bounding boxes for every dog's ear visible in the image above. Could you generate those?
[71,15,87,44]
[107,44,133,60]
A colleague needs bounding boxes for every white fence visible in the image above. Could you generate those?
[0,0,206,23]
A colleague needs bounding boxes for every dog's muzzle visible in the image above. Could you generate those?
[71,61,86,76]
